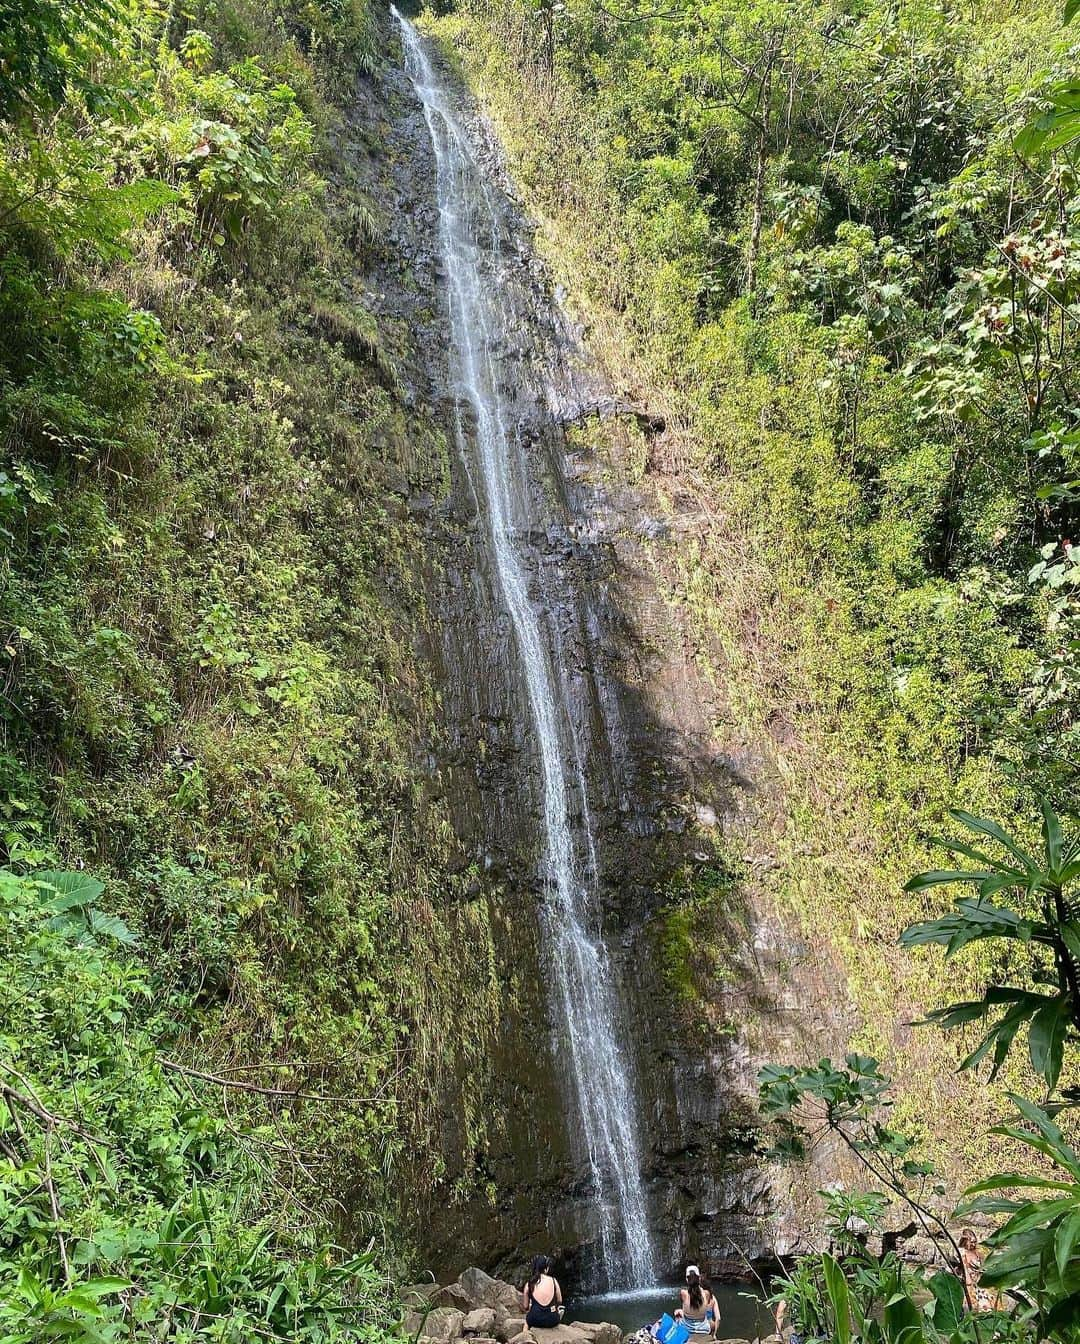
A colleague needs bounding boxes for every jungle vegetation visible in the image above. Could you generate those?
[0,0,499,1337]
[7,0,1080,1339]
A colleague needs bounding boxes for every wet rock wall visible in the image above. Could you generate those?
[348,7,858,1289]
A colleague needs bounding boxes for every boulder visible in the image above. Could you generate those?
[435,1285,476,1313]
[424,1308,466,1342]
[509,1332,537,1344]
[463,1310,499,1336]
[496,1320,526,1343]
[402,1285,441,1308]
[458,1268,521,1315]
[572,1323,622,1344]
[531,1327,597,1344]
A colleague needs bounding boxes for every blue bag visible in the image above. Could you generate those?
[652,1317,689,1344]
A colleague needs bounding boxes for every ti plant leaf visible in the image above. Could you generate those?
[902,801,1079,1092]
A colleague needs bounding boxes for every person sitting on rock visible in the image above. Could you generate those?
[522,1255,563,1330]
[674,1266,717,1338]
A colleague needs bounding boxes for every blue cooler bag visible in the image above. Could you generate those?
[652,1317,690,1344]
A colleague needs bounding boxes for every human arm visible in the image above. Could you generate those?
[521,1285,530,1314]
[554,1279,564,1310]
[774,1299,786,1335]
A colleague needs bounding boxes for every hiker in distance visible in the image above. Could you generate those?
[522,1255,564,1329]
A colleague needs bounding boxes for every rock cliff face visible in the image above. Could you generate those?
[351,10,857,1288]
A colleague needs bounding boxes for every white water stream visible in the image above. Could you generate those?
[393,9,656,1289]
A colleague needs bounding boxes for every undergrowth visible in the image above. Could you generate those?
[0,0,501,1329]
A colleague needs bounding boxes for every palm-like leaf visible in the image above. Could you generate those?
[902,802,1079,1091]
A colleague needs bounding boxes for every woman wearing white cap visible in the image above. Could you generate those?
[674,1266,717,1338]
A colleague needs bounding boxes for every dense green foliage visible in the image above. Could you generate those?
[757,810,1080,1340]
[0,0,501,1331]
[761,1049,1080,1340]
[12,0,1080,1328]
[1,866,396,1341]
[902,802,1080,1094]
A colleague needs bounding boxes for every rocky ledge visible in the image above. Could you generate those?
[401,1268,778,1344]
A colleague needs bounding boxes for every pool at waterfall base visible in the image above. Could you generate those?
[568,1287,771,1339]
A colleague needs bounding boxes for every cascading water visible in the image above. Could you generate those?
[392,8,657,1290]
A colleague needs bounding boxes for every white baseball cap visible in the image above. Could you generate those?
[685,1265,701,1279]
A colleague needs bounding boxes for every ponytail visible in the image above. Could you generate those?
[528,1255,552,1295]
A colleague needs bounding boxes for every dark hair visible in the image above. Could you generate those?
[686,1270,703,1311]
[528,1255,552,1294]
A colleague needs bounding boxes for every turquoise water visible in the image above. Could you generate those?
[568,1287,771,1340]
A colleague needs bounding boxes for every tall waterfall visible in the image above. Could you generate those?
[393,8,657,1290]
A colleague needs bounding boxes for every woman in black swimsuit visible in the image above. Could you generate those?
[522,1255,563,1330]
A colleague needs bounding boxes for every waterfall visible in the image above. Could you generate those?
[393,8,657,1290]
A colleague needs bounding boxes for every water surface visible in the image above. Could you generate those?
[570,1287,771,1340]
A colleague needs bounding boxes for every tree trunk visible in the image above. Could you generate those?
[746,125,767,294]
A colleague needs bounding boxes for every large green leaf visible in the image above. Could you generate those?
[926,1270,964,1330]
[900,898,1037,956]
[1045,1290,1080,1330]
[882,1288,923,1344]
[1055,1210,1080,1278]
[966,1172,1076,1194]
[903,869,998,893]
[821,1254,851,1344]
[33,870,105,911]
[1012,1094,1079,1168]
[1043,798,1065,874]
[995,1194,1079,1242]
[980,1225,1051,1284]
[924,989,1057,1078]
[1016,84,1080,156]
[1029,995,1070,1087]
[949,810,1040,872]
[86,910,137,946]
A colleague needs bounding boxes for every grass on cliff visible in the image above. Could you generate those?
[0,0,504,1328]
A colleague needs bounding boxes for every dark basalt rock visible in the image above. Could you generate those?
[347,7,862,1291]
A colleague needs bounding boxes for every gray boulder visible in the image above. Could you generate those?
[435,1284,476,1313]
[496,1320,527,1342]
[573,1323,622,1344]
[402,1284,441,1308]
[458,1268,521,1315]
[530,1327,599,1344]
[463,1310,499,1336]
[425,1308,466,1342]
